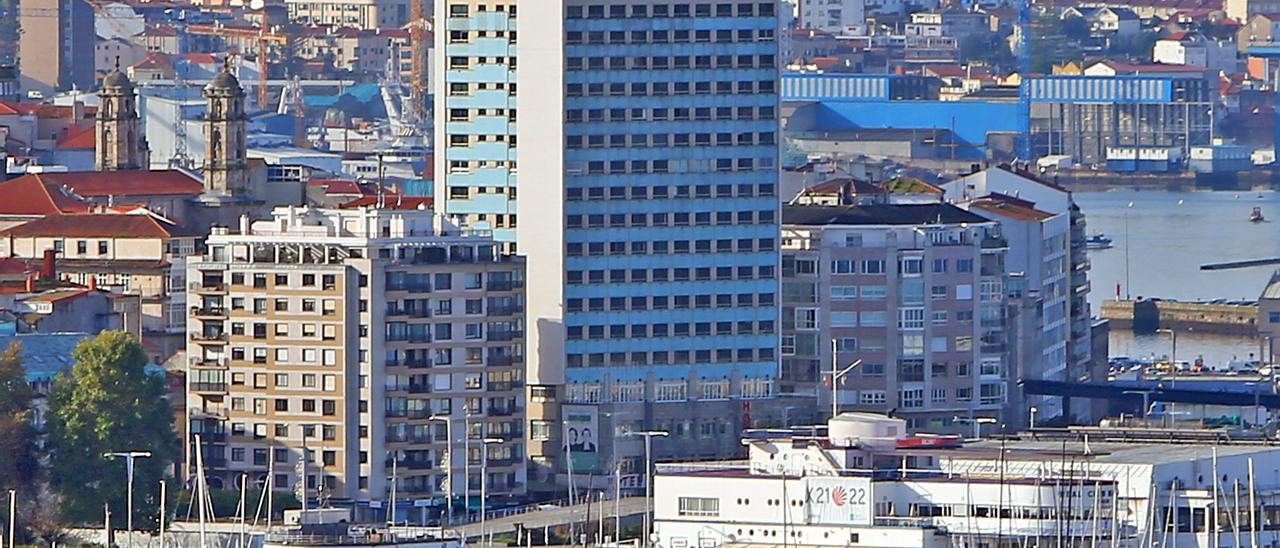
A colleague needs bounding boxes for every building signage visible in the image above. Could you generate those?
[804,477,872,526]
[562,404,600,471]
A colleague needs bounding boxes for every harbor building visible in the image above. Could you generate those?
[780,203,1009,430]
[185,206,526,517]
[1024,75,1214,168]
[655,413,1280,548]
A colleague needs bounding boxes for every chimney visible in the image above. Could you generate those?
[25,274,33,292]
[88,276,97,290]
[42,248,57,280]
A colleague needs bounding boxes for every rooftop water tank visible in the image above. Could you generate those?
[827,412,906,449]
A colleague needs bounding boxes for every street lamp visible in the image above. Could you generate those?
[953,416,996,440]
[479,437,503,545]
[629,430,669,548]
[1124,201,1134,300]
[427,415,455,525]
[829,338,862,418]
[103,451,152,548]
[1029,406,1038,430]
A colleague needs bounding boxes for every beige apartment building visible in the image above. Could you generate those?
[285,0,415,30]
[186,206,526,518]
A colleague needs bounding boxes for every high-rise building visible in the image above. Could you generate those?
[941,166,1092,424]
[185,206,527,516]
[17,0,94,96]
[780,203,1009,431]
[432,0,518,246]
[433,0,784,489]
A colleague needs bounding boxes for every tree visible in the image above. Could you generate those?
[0,343,38,494]
[46,331,176,527]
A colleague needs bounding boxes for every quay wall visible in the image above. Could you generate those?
[1099,299,1258,336]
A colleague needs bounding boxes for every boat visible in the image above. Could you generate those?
[1250,207,1265,223]
[1085,233,1113,249]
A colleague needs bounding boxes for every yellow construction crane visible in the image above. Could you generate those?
[406,0,429,121]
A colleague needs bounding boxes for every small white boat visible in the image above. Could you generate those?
[1085,233,1113,249]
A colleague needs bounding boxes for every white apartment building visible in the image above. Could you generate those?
[655,413,1280,548]
[942,167,1092,425]
[798,0,866,33]
[185,206,526,520]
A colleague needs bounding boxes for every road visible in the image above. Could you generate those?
[454,497,648,539]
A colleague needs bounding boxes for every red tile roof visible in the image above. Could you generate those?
[970,198,1055,222]
[0,103,19,115]
[56,125,95,149]
[0,213,188,238]
[0,175,94,216]
[339,196,433,210]
[34,170,203,197]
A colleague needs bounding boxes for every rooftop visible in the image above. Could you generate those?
[0,213,192,239]
[16,170,203,198]
[0,332,91,384]
[0,175,94,216]
[783,203,992,226]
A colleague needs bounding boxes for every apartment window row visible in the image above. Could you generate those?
[224,346,341,366]
[568,291,775,312]
[565,210,775,229]
[226,296,339,315]
[566,79,775,97]
[566,133,777,151]
[447,29,516,44]
[566,53,775,71]
[447,81,516,96]
[448,133,516,147]
[566,105,776,123]
[229,397,338,417]
[566,183,776,200]
[447,108,517,122]
[229,272,339,289]
[446,3,515,18]
[447,56,517,70]
[568,347,776,368]
[566,378,772,403]
[567,320,776,341]
[565,2,775,19]
[385,321,509,343]
[567,263,777,285]
[566,27,774,45]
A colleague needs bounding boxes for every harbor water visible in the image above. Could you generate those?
[1074,189,1280,363]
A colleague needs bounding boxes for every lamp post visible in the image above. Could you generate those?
[1158,327,1179,417]
[104,451,152,548]
[1124,201,1133,300]
[829,338,862,419]
[427,415,454,525]
[953,416,996,440]
[629,431,669,548]
[479,437,503,545]
[1029,406,1038,430]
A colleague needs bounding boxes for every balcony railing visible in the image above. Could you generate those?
[190,332,228,342]
[190,382,228,393]
[487,355,516,366]
[408,384,431,394]
[191,306,226,317]
[488,331,523,342]
[190,357,228,368]
[190,281,226,293]
[487,306,522,317]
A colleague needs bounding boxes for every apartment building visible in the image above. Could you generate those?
[797,0,866,34]
[285,0,414,30]
[432,0,518,246]
[941,166,1094,424]
[780,203,1009,431]
[511,0,784,488]
[185,206,526,518]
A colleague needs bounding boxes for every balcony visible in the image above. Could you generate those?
[190,356,228,368]
[402,459,435,470]
[190,332,228,343]
[488,381,522,392]
[190,382,228,393]
[487,280,522,291]
[487,355,515,366]
[488,330,523,342]
[487,305,522,317]
[190,281,226,294]
[488,406,518,417]
[191,306,226,318]
[405,358,433,369]
[194,431,228,443]
[408,384,431,394]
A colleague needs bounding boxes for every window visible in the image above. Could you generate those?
[899,308,925,330]
[862,260,885,274]
[861,285,887,300]
[900,388,924,408]
[931,285,948,300]
[831,312,857,327]
[794,308,818,330]
[933,259,948,273]
[835,337,858,352]
[860,311,887,327]
[860,390,886,405]
[831,260,855,274]
[678,497,720,517]
[832,286,857,300]
[957,259,974,272]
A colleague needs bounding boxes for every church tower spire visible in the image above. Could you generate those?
[96,58,146,171]
[203,59,248,195]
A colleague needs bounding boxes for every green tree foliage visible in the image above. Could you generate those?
[46,331,176,527]
[0,343,37,493]
[960,32,1017,72]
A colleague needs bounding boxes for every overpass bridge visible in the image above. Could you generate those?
[451,497,648,541]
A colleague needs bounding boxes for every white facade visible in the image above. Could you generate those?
[798,0,866,33]
[1153,36,1238,73]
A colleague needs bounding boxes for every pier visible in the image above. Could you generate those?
[1100,299,1258,335]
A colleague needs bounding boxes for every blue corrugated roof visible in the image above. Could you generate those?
[0,332,91,383]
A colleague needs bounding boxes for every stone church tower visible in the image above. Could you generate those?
[203,62,249,195]
[96,62,147,171]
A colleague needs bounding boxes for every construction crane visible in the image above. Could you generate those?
[406,0,429,122]
[185,23,288,109]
